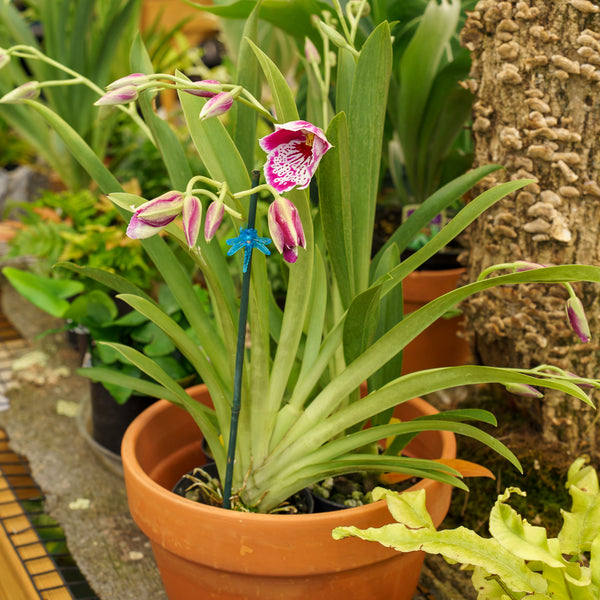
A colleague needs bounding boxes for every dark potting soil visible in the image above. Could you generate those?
[172,464,315,514]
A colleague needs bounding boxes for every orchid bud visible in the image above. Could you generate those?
[106,73,149,90]
[0,48,10,70]
[134,191,184,226]
[304,38,320,64]
[127,191,184,240]
[0,81,40,104]
[199,91,234,120]
[347,0,371,17]
[182,194,202,248]
[566,295,591,343]
[204,200,225,243]
[94,85,138,106]
[505,383,544,398]
[268,197,306,264]
[315,20,349,50]
[184,79,221,98]
[514,261,546,271]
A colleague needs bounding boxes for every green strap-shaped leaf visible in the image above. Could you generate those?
[232,1,261,171]
[348,21,392,291]
[371,164,502,273]
[247,38,299,123]
[318,111,355,307]
[55,261,154,303]
[343,285,381,366]
[97,341,225,469]
[368,242,403,400]
[396,0,461,191]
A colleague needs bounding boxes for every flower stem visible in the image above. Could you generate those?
[222,169,261,509]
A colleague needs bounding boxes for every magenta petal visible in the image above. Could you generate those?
[259,128,302,153]
[127,215,165,239]
[282,245,299,264]
[182,195,202,248]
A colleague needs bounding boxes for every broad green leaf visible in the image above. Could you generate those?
[130,37,193,189]
[335,48,356,117]
[55,261,154,304]
[343,285,382,366]
[368,242,403,398]
[98,341,225,468]
[396,0,461,185]
[348,21,392,290]
[559,457,600,554]
[333,510,547,594]
[178,74,250,192]
[247,38,300,123]
[318,111,354,306]
[2,267,84,318]
[371,164,502,273]
[490,488,565,569]
[232,0,261,171]
[372,487,434,529]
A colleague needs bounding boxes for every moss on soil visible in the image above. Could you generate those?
[438,384,597,538]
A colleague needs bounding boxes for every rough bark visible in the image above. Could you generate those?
[460,0,600,450]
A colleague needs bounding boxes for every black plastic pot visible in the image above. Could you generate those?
[91,382,155,455]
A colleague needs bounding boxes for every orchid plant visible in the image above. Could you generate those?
[2,1,600,513]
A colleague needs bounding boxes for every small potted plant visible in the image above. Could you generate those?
[334,454,600,600]
[2,2,600,598]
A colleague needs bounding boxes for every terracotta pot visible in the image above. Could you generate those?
[121,384,456,600]
[401,267,471,374]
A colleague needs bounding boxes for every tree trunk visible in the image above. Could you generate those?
[461,0,600,451]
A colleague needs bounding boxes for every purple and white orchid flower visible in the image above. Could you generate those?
[268,196,306,264]
[259,120,332,193]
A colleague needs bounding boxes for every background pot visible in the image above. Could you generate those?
[401,267,471,374]
[122,384,456,600]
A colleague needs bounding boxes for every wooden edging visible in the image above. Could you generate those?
[0,431,73,600]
